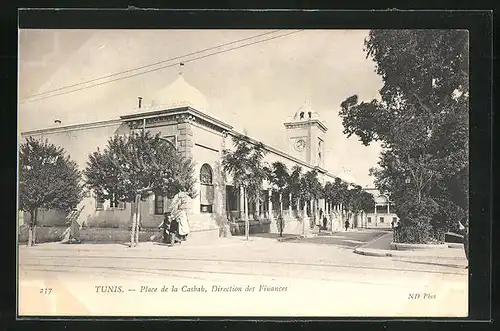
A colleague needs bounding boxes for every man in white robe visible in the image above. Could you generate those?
[171,192,191,239]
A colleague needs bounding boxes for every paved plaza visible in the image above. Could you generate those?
[18,230,468,317]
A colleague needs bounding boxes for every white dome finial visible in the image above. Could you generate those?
[293,97,315,121]
[150,69,209,112]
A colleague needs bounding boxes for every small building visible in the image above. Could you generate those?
[361,188,399,229]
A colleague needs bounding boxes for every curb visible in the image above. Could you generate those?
[448,243,464,249]
[390,242,448,251]
[353,248,395,257]
[277,235,303,242]
[352,232,394,257]
[353,247,467,260]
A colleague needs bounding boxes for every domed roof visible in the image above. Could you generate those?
[150,73,209,112]
[292,99,320,121]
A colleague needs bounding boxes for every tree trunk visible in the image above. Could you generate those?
[279,193,283,215]
[135,202,141,246]
[463,226,469,261]
[130,210,137,247]
[27,226,33,247]
[244,187,249,241]
[28,208,37,247]
[130,195,140,247]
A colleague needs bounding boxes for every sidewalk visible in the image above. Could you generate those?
[353,232,467,262]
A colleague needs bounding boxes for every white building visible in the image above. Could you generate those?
[20,70,361,239]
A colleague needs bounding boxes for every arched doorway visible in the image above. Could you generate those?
[200,163,214,213]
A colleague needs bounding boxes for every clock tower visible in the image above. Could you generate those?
[284,100,328,168]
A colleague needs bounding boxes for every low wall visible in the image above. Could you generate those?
[230,220,271,236]
[269,218,311,235]
[18,226,68,244]
[445,232,464,243]
[19,225,222,244]
[390,242,448,251]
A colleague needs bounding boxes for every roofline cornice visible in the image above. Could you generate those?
[226,129,338,180]
[20,119,123,136]
[120,106,233,132]
[283,119,328,133]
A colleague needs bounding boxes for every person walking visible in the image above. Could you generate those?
[344,220,350,232]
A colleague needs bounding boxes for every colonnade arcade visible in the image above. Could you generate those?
[225,185,350,228]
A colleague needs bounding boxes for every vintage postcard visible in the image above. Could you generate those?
[18,28,469,317]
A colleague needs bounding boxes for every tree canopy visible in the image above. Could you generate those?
[345,185,375,214]
[300,170,323,202]
[221,134,268,203]
[324,178,349,207]
[19,137,83,217]
[339,30,469,243]
[84,131,196,203]
[266,161,290,194]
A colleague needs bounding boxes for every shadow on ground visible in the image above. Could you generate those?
[391,259,468,269]
[242,233,300,240]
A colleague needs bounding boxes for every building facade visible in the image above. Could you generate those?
[361,188,399,229]
[20,72,359,239]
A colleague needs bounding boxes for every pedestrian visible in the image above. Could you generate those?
[344,220,350,232]
[169,216,181,246]
[160,212,171,244]
[278,213,284,237]
[323,215,328,231]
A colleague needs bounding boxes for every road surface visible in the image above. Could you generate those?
[18,230,468,318]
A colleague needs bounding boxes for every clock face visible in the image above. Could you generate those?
[294,139,306,151]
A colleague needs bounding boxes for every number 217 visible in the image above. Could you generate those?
[40,288,52,295]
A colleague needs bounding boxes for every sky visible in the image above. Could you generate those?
[18,29,384,187]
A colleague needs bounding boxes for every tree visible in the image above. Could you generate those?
[339,30,468,244]
[288,165,304,213]
[222,134,267,240]
[265,161,291,236]
[19,137,83,246]
[84,131,196,247]
[300,170,322,229]
[345,185,375,226]
[266,161,290,213]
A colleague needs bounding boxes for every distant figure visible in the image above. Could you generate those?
[344,220,350,232]
[278,213,284,237]
[323,215,328,230]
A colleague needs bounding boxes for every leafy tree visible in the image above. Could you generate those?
[324,178,343,207]
[266,161,290,214]
[344,185,375,226]
[299,170,323,228]
[339,30,468,244]
[84,131,196,246]
[19,137,83,246]
[288,165,304,210]
[222,134,267,240]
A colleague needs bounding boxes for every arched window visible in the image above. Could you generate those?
[200,164,214,213]
[200,163,213,184]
